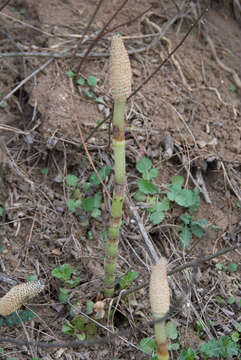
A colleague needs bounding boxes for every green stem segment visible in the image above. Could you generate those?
[154,314,169,360]
[104,100,126,297]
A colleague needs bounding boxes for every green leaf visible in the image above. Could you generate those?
[91,208,101,218]
[139,337,156,354]
[216,295,224,303]
[67,199,78,213]
[180,348,197,360]
[66,174,79,187]
[233,321,241,332]
[0,101,7,108]
[236,201,241,208]
[199,339,222,358]
[188,187,200,213]
[172,175,184,188]
[231,332,239,342]
[151,198,169,212]
[175,189,195,207]
[136,157,152,173]
[133,190,146,201]
[84,89,94,98]
[52,264,75,282]
[215,263,223,270]
[41,167,48,175]
[66,277,81,288]
[87,75,98,87]
[166,321,178,340]
[149,211,164,225]
[58,288,69,303]
[86,300,94,315]
[138,179,158,195]
[149,168,158,179]
[4,310,36,326]
[136,157,157,180]
[82,197,95,212]
[66,70,75,78]
[227,296,235,304]
[0,318,3,327]
[89,165,111,186]
[76,77,85,85]
[62,320,75,335]
[0,207,3,216]
[230,84,236,92]
[180,213,192,225]
[226,262,238,273]
[179,226,192,248]
[168,343,180,350]
[95,96,105,104]
[119,271,139,289]
[190,224,205,239]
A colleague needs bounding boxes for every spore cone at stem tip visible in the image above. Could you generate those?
[0,280,44,316]
[149,257,170,316]
[109,34,132,101]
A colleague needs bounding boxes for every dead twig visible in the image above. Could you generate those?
[0,58,53,107]
[76,121,112,201]
[77,0,129,73]
[0,0,10,12]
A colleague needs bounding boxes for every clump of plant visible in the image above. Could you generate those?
[149,257,170,360]
[134,158,218,249]
[65,166,111,225]
[52,264,81,302]
[66,70,104,104]
[103,34,132,297]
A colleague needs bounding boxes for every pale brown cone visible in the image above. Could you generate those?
[109,34,132,101]
[0,280,44,316]
[149,258,170,316]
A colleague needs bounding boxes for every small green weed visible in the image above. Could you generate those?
[65,167,111,223]
[0,92,7,109]
[0,310,36,327]
[66,70,104,103]
[118,270,139,289]
[134,158,217,248]
[51,264,81,288]
[215,262,238,273]
[62,314,97,341]
[178,213,207,248]
[139,321,240,359]
[134,157,159,200]
[199,335,240,359]
[166,176,200,213]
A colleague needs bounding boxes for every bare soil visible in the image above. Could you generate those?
[0,0,240,359]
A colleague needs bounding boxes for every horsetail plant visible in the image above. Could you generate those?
[0,280,44,316]
[104,34,132,297]
[149,258,170,360]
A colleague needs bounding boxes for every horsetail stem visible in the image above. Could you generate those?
[149,258,170,360]
[104,35,131,297]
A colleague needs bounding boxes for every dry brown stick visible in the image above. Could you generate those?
[125,195,159,262]
[0,0,10,12]
[76,120,112,201]
[71,0,105,62]
[201,23,241,89]
[129,8,207,99]
[77,0,129,73]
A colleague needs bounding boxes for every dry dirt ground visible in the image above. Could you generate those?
[0,0,240,359]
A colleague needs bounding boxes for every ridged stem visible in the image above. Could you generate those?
[154,314,169,360]
[104,100,126,297]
